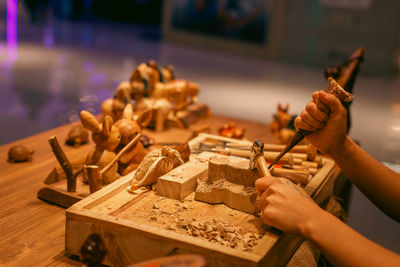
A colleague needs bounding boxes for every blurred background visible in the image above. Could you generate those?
[0,0,399,254]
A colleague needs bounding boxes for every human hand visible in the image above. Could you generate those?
[294,90,347,156]
[255,176,324,236]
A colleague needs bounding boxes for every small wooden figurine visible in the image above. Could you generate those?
[8,145,34,163]
[270,103,296,144]
[129,142,190,191]
[80,111,121,165]
[101,82,131,121]
[114,104,152,175]
[129,147,184,190]
[65,125,89,147]
[218,122,245,139]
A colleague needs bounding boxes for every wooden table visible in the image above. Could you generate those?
[0,114,278,266]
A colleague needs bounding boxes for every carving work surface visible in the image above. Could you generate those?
[195,154,261,213]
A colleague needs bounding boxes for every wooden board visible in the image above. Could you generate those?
[65,134,337,266]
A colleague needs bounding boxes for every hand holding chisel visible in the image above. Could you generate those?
[268,78,353,169]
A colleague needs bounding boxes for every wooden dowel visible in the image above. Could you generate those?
[212,147,295,165]
[226,143,317,161]
[48,135,77,192]
[100,133,142,176]
[256,156,271,176]
[289,165,318,176]
[271,168,310,185]
[302,161,319,169]
[85,165,102,193]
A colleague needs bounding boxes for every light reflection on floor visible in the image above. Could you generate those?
[0,3,399,255]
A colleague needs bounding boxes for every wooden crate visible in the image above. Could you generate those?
[65,134,338,266]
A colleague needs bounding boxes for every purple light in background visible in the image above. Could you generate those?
[6,0,18,61]
[43,26,55,48]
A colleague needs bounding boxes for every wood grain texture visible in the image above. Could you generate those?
[0,114,280,266]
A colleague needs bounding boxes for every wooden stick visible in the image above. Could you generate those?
[271,168,310,185]
[209,147,295,165]
[48,135,77,192]
[227,143,317,160]
[210,142,317,160]
[85,165,102,193]
[288,165,318,176]
[99,133,142,176]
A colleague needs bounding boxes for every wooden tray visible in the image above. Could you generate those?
[65,134,338,266]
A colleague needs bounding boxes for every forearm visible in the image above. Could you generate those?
[302,209,400,267]
[329,136,400,222]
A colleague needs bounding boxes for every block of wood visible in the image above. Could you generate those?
[155,153,209,200]
[194,154,260,213]
[207,155,260,186]
[195,179,258,213]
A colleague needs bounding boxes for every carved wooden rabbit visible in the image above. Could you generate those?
[114,104,152,175]
[80,111,121,183]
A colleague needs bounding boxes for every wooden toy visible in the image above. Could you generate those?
[101,82,131,121]
[130,142,190,191]
[130,146,184,190]
[270,103,296,145]
[7,145,34,162]
[80,111,121,165]
[114,105,152,175]
[218,122,245,139]
[65,125,89,147]
[134,97,172,132]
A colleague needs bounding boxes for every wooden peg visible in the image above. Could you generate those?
[48,135,78,192]
[85,165,102,193]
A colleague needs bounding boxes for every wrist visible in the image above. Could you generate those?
[327,136,355,160]
[299,207,331,240]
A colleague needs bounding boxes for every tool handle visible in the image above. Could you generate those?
[256,155,272,176]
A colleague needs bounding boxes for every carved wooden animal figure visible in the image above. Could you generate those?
[130,60,160,93]
[131,60,199,112]
[80,111,122,184]
[80,110,120,162]
[101,81,131,121]
[276,103,291,129]
[8,145,34,162]
[133,97,172,132]
[65,125,89,147]
[114,104,153,175]
[153,80,199,112]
